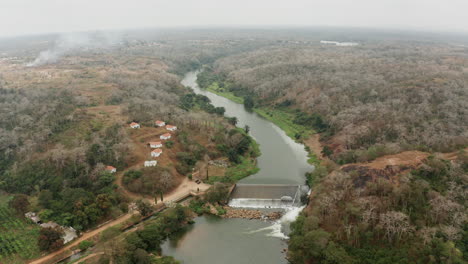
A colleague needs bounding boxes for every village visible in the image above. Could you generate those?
[25,120,180,247]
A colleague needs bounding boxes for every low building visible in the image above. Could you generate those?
[144,160,157,167]
[166,125,177,131]
[151,148,163,158]
[160,133,171,140]
[40,221,59,229]
[148,141,162,148]
[40,222,77,244]
[130,122,140,129]
[62,227,78,244]
[106,166,117,173]
[155,120,165,127]
[25,212,41,224]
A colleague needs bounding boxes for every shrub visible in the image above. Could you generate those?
[165,141,175,148]
[78,240,94,250]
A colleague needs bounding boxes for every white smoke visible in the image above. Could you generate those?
[27,31,123,67]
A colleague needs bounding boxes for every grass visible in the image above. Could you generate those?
[202,81,321,167]
[202,82,313,141]
[205,82,244,104]
[254,107,313,140]
[0,205,41,263]
[206,156,260,184]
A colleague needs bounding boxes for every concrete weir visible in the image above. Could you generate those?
[228,184,308,208]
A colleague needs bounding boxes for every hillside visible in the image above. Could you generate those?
[288,149,467,264]
[183,34,468,264]
[207,42,468,160]
[0,41,259,263]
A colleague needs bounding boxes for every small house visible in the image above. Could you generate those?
[151,149,162,158]
[155,120,165,127]
[106,166,117,173]
[148,141,162,148]
[130,122,140,129]
[160,133,171,140]
[166,125,177,131]
[62,226,77,244]
[25,212,41,224]
[40,221,60,229]
[144,160,157,167]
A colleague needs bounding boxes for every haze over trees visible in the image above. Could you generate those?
[0,28,467,263]
[210,42,467,155]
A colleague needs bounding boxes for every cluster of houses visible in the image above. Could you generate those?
[103,120,178,173]
[145,120,177,167]
[25,212,78,244]
[130,120,177,168]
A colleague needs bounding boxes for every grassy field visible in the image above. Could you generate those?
[205,83,244,104]
[253,107,313,140]
[206,156,260,184]
[0,204,41,263]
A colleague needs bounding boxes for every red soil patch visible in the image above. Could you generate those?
[343,151,430,170]
[304,134,324,159]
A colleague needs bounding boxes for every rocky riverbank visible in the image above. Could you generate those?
[222,207,282,220]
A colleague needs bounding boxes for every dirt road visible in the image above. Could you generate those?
[28,213,134,264]
[28,177,210,264]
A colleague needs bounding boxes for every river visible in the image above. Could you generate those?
[160,71,314,263]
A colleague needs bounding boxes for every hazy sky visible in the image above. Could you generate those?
[1,0,467,37]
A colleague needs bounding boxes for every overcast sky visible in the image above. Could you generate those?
[1,0,467,37]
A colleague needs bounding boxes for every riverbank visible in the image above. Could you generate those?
[201,80,321,167]
[222,207,282,220]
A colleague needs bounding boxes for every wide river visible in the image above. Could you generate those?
[161,71,314,263]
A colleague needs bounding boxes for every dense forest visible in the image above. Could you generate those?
[288,154,467,263]
[207,43,468,157]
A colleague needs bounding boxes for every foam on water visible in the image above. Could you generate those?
[245,206,305,239]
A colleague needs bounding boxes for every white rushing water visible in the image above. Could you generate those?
[229,199,296,209]
[246,206,305,239]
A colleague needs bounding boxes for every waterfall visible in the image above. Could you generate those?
[245,206,305,239]
[229,198,300,209]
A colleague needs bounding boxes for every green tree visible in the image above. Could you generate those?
[9,194,30,216]
[132,248,152,264]
[136,199,153,216]
[96,194,112,211]
[204,183,229,204]
[321,146,334,158]
[323,242,354,264]
[38,189,54,208]
[227,117,238,126]
[38,227,64,251]
[244,97,255,110]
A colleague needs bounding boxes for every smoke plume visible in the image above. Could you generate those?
[27,31,123,67]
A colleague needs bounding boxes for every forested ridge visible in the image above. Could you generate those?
[209,43,468,157]
[0,33,260,262]
[183,32,468,263]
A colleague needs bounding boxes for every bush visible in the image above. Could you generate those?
[165,140,175,148]
[215,206,226,215]
[78,240,94,250]
[189,198,209,215]
[204,183,230,204]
